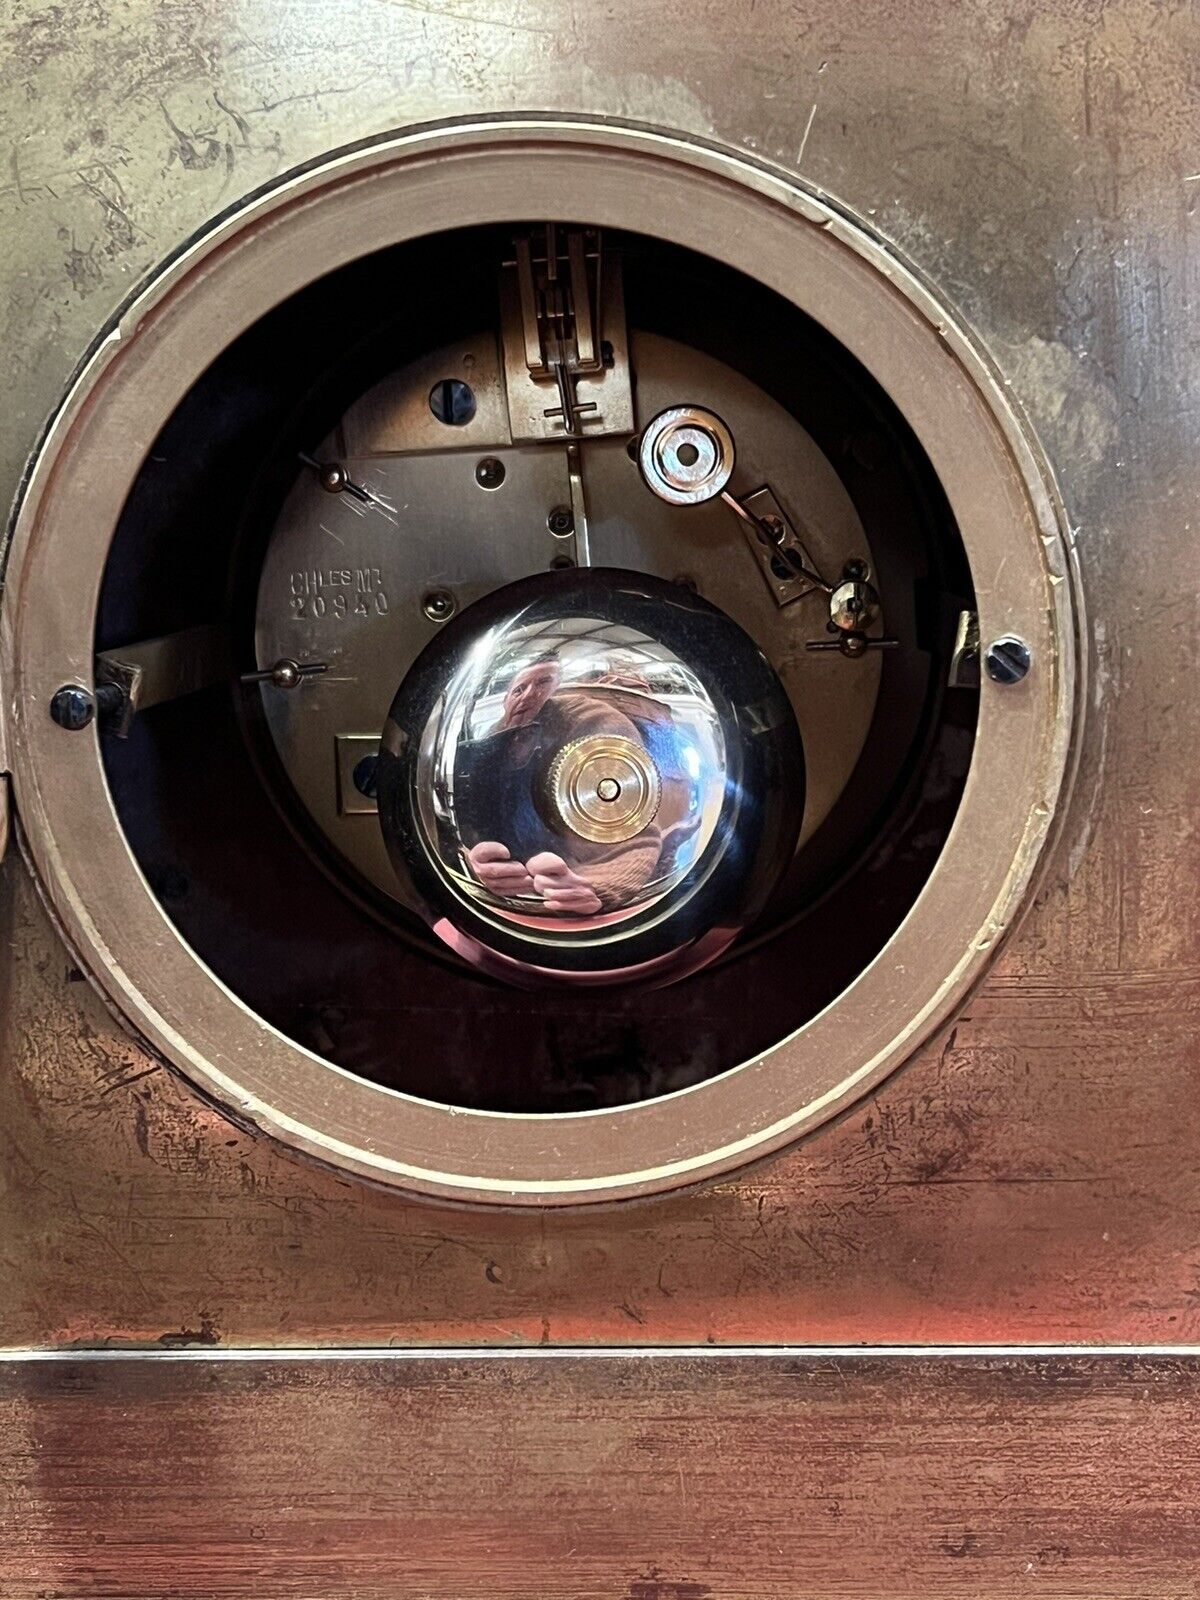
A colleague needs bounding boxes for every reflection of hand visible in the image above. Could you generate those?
[526,851,604,916]
[467,841,535,896]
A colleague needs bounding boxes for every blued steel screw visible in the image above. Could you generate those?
[352,754,379,799]
[984,635,1031,684]
[49,684,95,730]
[547,505,574,536]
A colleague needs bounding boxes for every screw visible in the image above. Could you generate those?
[49,684,95,730]
[352,754,379,799]
[475,457,505,490]
[984,635,1031,684]
[422,589,456,623]
[95,682,127,722]
[240,658,327,690]
[547,505,574,537]
[429,377,476,427]
[298,454,371,504]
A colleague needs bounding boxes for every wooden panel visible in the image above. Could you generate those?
[2,1354,1199,1598]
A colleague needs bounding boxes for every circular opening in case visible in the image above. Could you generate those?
[93,219,974,1111]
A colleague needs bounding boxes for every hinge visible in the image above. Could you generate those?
[0,601,9,864]
[948,609,981,688]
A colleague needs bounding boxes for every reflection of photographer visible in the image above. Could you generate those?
[467,841,605,915]
[456,656,670,915]
[497,657,562,732]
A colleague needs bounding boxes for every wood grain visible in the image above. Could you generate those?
[2,1353,1199,1599]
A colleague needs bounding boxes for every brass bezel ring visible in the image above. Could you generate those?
[0,118,1080,1205]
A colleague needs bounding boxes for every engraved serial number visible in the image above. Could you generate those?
[289,566,389,619]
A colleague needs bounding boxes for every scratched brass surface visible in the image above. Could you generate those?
[1,0,1198,1345]
[3,1354,1200,1596]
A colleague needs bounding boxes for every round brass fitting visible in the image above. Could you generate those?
[548,735,662,844]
